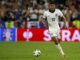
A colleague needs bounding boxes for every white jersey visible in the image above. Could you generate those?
[43,9,64,37]
[43,9,64,29]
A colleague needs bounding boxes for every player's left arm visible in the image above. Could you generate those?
[58,10,68,28]
[61,16,68,28]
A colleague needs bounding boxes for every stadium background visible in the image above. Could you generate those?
[0,0,80,41]
[0,0,80,60]
[0,0,80,28]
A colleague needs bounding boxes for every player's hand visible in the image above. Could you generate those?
[64,25,68,29]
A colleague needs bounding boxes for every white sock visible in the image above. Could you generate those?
[56,44,65,55]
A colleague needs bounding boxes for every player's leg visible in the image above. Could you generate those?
[52,36,65,56]
[49,28,65,56]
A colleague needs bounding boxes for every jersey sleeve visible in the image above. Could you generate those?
[57,9,64,17]
[42,11,47,19]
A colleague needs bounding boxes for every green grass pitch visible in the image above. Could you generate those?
[0,42,80,60]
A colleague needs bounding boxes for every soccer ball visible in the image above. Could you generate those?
[33,49,41,57]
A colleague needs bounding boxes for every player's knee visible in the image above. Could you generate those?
[54,41,59,45]
[52,37,59,45]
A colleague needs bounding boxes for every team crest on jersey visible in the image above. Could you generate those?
[55,14,58,17]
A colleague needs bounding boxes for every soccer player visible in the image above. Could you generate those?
[41,2,67,56]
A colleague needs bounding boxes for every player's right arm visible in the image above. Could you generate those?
[39,12,48,28]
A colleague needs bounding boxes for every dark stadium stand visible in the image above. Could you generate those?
[0,0,80,28]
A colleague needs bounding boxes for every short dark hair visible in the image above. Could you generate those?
[49,2,55,4]
[48,0,56,4]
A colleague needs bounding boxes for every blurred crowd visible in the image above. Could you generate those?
[0,0,80,28]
